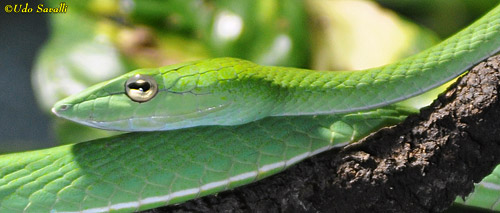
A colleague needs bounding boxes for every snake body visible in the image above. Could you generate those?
[53,3,500,131]
[2,3,500,212]
[0,105,413,212]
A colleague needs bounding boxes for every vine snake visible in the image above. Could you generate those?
[2,4,500,213]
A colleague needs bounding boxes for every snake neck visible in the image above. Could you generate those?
[243,6,500,116]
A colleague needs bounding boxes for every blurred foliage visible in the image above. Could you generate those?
[306,0,439,71]
[375,0,500,37]
[30,1,500,210]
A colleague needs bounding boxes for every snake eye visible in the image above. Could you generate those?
[125,74,158,103]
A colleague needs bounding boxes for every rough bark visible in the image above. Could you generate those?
[146,55,500,213]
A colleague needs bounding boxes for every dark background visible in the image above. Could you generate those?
[0,0,55,152]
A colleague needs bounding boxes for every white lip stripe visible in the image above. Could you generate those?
[479,181,500,191]
[200,180,229,191]
[110,201,140,211]
[229,171,258,182]
[78,207,109,213]
[60,144,336,213]
[169,188,200,199]
[259,161,285,173]
[285,152,310,166]
[141,194,170,206]
[311,145,331,156]
[332,142,349,148]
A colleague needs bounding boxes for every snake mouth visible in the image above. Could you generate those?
[53,99,233,131]
[85,101,233,131]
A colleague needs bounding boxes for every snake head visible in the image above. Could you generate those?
[52,58,270,131]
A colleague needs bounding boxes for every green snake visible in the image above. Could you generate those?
[2,4,500,213]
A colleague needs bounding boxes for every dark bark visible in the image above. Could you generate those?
[146,55,500,213]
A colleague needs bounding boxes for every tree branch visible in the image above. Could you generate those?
[147,55,500,213]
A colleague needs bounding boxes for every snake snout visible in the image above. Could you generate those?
[51,103,72,117]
